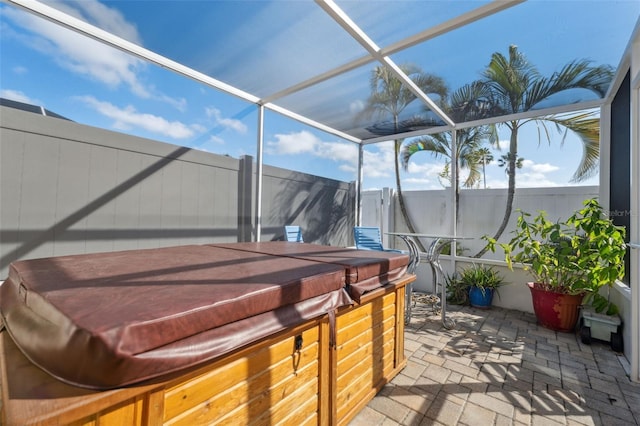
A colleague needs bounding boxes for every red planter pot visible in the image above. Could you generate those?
[528,282,585,332]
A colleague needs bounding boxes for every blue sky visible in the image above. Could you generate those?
[1,1,638,192]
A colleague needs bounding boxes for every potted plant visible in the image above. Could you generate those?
[580,281,624,351]
[486,198,626,332]
[445,264,505,308]
[445,272,469,306]
[458,264,505,309]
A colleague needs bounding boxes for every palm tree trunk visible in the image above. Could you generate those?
[482,158,487,189]
[455,157,460,226]
[474,125,518,257]
[394,140,426,252]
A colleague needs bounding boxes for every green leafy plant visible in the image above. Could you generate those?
[445,264,505,304]
[485,198,626,312]
[458,263,505,298]
[445,272,469,305]
[586,292,619,316]
[439,241,469,256]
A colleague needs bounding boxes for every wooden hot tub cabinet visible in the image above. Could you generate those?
[0,243,414,425]
[333,280,408,425]
[0,315,331,425]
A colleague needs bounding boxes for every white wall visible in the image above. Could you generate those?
[394,186,598,258]
[362,186,602,316]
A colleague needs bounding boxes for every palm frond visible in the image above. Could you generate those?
[542,112,601,182]
[463,161,483,188]
[524,61,614,110]
[482,45,540,113]
[400,136,449,170]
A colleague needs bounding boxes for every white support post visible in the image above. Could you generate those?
[628,26,640,383]
[599,104,612,209]
[254,105,264,242]
[631,69,640,383]
[450,129,458,270]
[382,187,393,248]
[356,144,364,227]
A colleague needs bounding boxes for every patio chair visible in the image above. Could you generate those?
[284,225,304,242]
[353,227,401,252]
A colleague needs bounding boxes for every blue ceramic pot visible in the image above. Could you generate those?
[468,287,494,309]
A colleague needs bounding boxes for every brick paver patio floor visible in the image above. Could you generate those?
[349,303,640,426]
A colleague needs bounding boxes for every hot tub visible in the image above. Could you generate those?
[0,242,414,425]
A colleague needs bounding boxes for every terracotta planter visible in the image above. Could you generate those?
[528,282,584,332]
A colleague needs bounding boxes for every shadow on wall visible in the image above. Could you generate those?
[0,145,198,274]
[269,175,353,247]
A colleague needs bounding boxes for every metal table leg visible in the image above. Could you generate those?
[391,234,456,328]
[396,235,420,325]
[427,238,456,330]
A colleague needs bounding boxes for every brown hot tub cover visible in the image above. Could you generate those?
[212,242,410,301]
[0,245,351,389]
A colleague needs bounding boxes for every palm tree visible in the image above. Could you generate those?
[497,153,523,174]
[474,45,614,257]
[401,130,486,222]
[400,82,494,224]
[359,64,448,240]
[474,147,494,189]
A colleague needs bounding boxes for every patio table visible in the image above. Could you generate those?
[386,233,472,329]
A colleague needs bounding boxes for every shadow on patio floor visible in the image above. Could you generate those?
[350,304,640,425]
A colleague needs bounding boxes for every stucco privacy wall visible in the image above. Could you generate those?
[0,106,355,277]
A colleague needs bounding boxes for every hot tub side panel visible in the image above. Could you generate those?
[0,318,331,426]
[161,321,328,426]
[333,275,410,426]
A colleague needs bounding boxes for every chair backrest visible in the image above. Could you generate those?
[284,225,304,242]
[353,226,384,251]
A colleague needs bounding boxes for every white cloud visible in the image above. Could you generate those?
[496,139,509,151]
[77,96,197,139]
[265,130,360,174]
[205,107,247,134]
[159,94,187,112]
[482,158,563,189]
[349,100,365,114]
[508,159,562,187]
[266,130,358,159]
[191,123,207,134]
[46,0,142,44]
[362,142,395,179]
[406,161,443,176]
[12,65,28,75]
[338,163,357,174]
[4,5,184,110]
[402,177,442,190]
[317,141,358,163]
[517,173,560,188]
[394,149,448,189]
[208,135,225,145]
[6,7,146,91]
[1,89,39,105]
[266,130,318,155]
[522,159,559,173]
